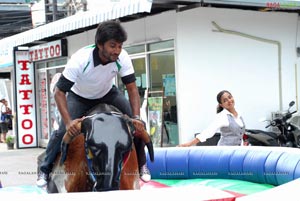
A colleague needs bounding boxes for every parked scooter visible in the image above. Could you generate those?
[244,101,300,147]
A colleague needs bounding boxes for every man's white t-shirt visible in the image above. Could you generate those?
[63,45,134,99]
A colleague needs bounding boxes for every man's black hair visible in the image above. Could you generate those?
[95,20,127,45]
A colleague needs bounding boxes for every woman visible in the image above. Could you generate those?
[178,90,246,147]
[0,98,9,143]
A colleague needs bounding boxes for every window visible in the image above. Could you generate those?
[120,39,178,146]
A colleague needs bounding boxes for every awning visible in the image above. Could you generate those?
[0,0,152,68]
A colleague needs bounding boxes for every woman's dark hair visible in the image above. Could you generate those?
[216,90,232,113]
[95,20,127,45]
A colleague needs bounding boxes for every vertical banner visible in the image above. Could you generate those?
[14,49,37,148]
[148,97,163,147]
[162,74,176,96]
[37,71,48,139]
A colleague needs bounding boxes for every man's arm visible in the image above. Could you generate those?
[125,82,141,117]
[54,87,82,136]
[54,87,71,127]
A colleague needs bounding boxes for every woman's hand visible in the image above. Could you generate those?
[177,143,191,147]
[176,138,200,147]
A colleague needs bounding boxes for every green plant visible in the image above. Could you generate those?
[5,135,14,144]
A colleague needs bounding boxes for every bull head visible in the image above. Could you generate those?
[60,112,155,191]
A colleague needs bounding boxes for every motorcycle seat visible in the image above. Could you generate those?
[245,129,278,138]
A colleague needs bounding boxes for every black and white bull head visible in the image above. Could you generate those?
[82,113,132,191]
[80,112,154,191]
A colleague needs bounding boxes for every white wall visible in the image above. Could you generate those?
[67,10,177,54]
[67,29,96,57]
[123,11,177,46]
[176,7,298,143]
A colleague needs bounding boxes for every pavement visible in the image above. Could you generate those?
[0,142,46,187]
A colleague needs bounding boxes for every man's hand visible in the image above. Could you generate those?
[66,117,84,137]
[133,115,146,129]
[132,119,150,143]
[62,117,84,144]
[132,119,146,133]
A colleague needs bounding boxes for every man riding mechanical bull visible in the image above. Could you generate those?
[37,20,151,187]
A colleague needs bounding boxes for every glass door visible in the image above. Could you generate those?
[149,50,178,146]
[36,59,66,147]
[121,40,178,147]
[117,56,147,103]
[132,57,147,104]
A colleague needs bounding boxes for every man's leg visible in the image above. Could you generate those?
[103,86,133,116]
[1,123,8,142]
[102,86,151,182]
[0,123,4,142]
[2,132,6,143]
[37,92,91,187]
[133,137,151,182]
[37,129,65,187]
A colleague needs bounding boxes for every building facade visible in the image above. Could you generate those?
[1,1,300,147]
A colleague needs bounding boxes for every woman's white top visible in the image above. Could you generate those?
[196,109,245,145]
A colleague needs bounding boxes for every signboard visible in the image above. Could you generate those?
[29,39,67,62]
[148,96,163,147]
[14,49,37,148]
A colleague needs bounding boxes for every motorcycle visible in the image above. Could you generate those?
[244,101,300,147]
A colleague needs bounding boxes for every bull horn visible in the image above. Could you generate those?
[60,142,69,166]
[146,140,154,162]
[132,119,154,162]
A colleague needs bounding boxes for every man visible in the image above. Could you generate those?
[37,20,151,187]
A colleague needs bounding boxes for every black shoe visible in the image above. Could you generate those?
[36,172,49,187]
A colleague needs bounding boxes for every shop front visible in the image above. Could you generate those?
[14,39,68,148]
[3,1,181,148]
[13,37,179,149]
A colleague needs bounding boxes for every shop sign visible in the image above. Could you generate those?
[29,39,67,62]
[14,49,37,148]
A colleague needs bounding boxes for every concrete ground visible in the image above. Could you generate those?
[0,142,45,187]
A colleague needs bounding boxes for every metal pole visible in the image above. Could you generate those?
[53,0,57,21]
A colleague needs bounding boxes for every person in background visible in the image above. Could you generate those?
[37,20,151,187]
[50,72,62,130]
[0,97,9,143]
[177,90,246,147]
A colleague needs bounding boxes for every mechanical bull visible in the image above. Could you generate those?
[44,103,154,193]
